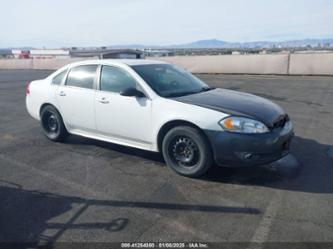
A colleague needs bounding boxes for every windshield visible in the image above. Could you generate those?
[131,64,212,97]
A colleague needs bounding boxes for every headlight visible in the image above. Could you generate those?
[219,116,269,134]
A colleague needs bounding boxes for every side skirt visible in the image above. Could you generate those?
[68,129,156,152]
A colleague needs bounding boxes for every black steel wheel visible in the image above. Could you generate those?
[162,126,213,177]
[170,136,200,167]
[40,105,68,142]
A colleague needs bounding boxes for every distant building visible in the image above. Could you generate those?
[12,49,23,59]
[29,49,69,59]
[145,49,174,57]
[70,48,144,59]
[0,49,13,58]
[10,49,69,59]
[11,49,31,59]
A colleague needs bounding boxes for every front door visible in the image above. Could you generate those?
[95,65,152,147]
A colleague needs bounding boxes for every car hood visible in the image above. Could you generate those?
[172,88,286,128]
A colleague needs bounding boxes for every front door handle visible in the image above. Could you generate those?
[59,91,66,96]
[98,97,109,104]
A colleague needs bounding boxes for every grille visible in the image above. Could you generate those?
[273,115,289,128]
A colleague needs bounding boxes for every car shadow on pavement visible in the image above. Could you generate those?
[63,135,333,194]
[202,136,333,194]
[0,181,260,245]
[64,135,165,164]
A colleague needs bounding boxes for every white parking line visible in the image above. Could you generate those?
[249,190,283,247]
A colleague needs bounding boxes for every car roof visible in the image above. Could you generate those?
[112,59,168,66]
[69,59,168,67]
[49,59,170,79]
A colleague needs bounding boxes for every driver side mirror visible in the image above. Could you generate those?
[120,87,146,98]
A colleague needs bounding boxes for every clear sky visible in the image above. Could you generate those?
[1,0,332,47]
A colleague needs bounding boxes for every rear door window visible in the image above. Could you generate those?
[52,70,67,85]
[66,65,98,89]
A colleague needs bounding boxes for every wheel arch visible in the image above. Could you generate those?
[156,120,211,153]
[39,103,61,117]
[39,103,70,131]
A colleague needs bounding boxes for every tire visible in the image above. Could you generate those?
[162,126,213,177]
[40,105,68,142]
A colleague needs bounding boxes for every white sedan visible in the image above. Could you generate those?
[26,59,293,177]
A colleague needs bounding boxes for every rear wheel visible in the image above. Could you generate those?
[162,126,213,177]
[40,105,68,142]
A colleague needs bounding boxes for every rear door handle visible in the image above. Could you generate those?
[59,91,66,96]
[98,97,109,104]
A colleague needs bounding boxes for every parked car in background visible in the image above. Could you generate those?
[19,50,30,59]
[26,60,294,177]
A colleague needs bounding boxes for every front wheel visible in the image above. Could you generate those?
[162,126,213,177]
[40,105,68,142]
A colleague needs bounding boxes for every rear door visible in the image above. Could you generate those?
[56,64,98,132]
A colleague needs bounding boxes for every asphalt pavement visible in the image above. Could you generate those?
[0,70,332,246]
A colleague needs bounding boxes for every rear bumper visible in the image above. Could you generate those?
[26,96,40,121]
[204,121,294,167]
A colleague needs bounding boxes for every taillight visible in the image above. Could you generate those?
[26,82,30,95]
